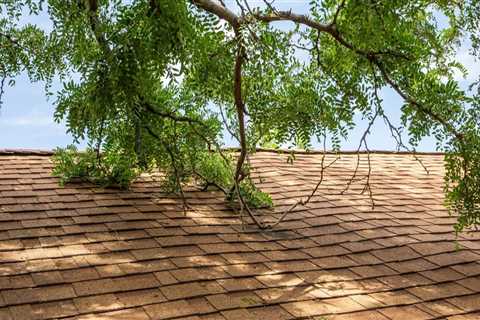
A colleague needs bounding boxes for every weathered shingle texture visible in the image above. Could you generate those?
[0,151,479,320]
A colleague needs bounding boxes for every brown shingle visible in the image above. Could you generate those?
[282,297,364,317]
[248,305,294,320]
[3,284,76,305]
[160,282,210,300]
[206,292,263,310]
[350,265,397,278]
[418,300,463,318]
[223,263,271,277]
[144,300,203,320]
[371,246,420,262]
[171,266,228,282]
[31,300,78,319]
[426,251,480,267]
[73,294,123,313]
[217,277,265,292]
[407,282,472,301]
[115,289,164,308]
[448,294,480,312]
[76,307,150,320]
[368,290,419,306]
[379,305,432,320]
[327,310,389,320]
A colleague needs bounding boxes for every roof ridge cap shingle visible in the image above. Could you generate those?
[0,148,445,156]
[225,147,445,156]
[0,149,55,155]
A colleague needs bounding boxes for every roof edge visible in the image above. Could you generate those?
[0,148,445,156]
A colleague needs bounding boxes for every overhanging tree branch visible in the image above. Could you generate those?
[372,59,464,142]
[191,0,463,144]
[142,101,206,126]
[189,0,468,229]
[191,0,240,28]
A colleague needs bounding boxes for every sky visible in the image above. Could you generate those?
[0,0,478,151]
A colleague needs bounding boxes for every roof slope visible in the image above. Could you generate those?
[0,151,479,320]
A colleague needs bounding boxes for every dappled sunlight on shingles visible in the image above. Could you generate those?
[319,279,387,297]
[190,216,243,227]
[173,255,227,268]
[1,152,480,319]
[296,269,359,284]
[282,295,365,318]
[256,285,328,304]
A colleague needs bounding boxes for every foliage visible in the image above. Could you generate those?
[0,1,61,107]
[52,144,138,188]
[195,152,234,191]
[238,179,273,209]
[1,0,480,229]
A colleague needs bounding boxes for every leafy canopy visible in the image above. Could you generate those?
[1,0,479,230]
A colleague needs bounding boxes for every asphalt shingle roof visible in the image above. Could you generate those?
[0,150,479,320]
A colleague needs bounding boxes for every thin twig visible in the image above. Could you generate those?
[373,59,464,142]
[341,106,379,195]
[219,105,239,142]
[144,125,189,215]
[266,134,339,229]
[371,65,430,175]
[193,170,228,194]
[361,138,375,208]
[143,101,206,126]
[166,144,189,216]
[234,177,266,229]
[0,69,6,109]
[331,0,347,26]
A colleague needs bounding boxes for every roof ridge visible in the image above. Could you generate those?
[0,148,445,156]
[223,147,446,156]
[0,149,55,155]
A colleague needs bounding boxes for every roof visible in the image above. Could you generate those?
[0,151,479,320]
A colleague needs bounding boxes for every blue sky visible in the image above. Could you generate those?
[0,0,478,151]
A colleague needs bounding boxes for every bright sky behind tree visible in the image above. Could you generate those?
[0,0,478,151]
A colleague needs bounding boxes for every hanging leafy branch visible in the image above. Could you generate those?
[1,0,480,232]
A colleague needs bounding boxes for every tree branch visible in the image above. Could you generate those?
[372,59,464,142]
[86,0,112,56]
[219,105,239,142]
[233,177,266,229]
[191,0,240,28]
[144,125,189,215]
[142,101,205,125]
[0,64,6,109]
[232,38,248,184]
[191,0,462,143]
[331,0,347,26]
[189,0,467,229]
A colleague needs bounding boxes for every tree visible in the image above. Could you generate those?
[1,0,479,231]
